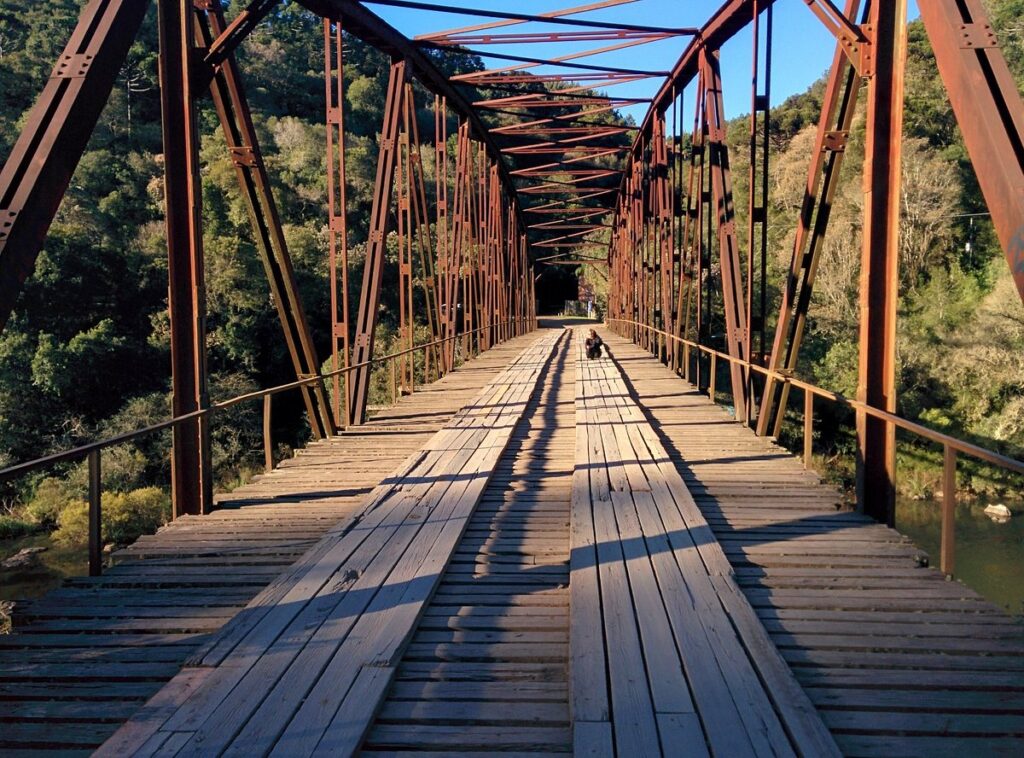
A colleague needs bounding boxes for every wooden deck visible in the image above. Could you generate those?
[96,330,563,755]
[601,328,1024,756]
[2,323,1023,756]
[362,325,576,755]
[0,329,544,755]
[571,332,837,756]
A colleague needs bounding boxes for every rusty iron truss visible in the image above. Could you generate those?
[0,0,1021,534]
[607,0,1024,527]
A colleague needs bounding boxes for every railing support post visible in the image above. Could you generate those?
[709,352,717,403]
[263,394,273,473]
[88,449,102,577]
[391,357,398,405]
[941,444,957,576]
[803,390,813,469]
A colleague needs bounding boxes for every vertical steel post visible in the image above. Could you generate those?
[803,390,813,469]
[746,0,771,425]
[326,19,351,426]
[702,49,749,420]
[263,394,273,473]
[348,59,406,425]
[397,107,414,393]
[857,0,906,526]
[405,86,442,374]
[160,0,212,518]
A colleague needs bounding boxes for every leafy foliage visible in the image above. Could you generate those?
[54,487,170,547]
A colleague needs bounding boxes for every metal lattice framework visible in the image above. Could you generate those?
[0,0,1022,527]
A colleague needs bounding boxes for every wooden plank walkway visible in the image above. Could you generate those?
[571,330,838,757]
[5,323,1023,757]
[96,330,562,756]
[600,328,1024,757]
[0,330,543,756]
[361,323,576,755]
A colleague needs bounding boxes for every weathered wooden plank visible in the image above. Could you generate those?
[601,329,1024,756]
[92,331,560,757]
[573,331,838,758]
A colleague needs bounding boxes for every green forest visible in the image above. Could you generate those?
[0,0,1022,599]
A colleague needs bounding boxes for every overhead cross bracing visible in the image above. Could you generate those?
[358,0,695,260]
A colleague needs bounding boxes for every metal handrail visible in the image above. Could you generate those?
[607,318,1024,575]
[0,316,534,575]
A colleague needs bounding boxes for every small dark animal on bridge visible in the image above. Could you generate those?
[585,329,604,360]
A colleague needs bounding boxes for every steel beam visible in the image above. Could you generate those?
[857,0,906,526]
[702,50,749,420]
[918,0,1024,303]
[0,0,149,332]
[160,0,213,517]
[745,0,771,420]
[348,60,406,425]
[756,0,861,438]
[196,2,334,440]
[325,19,352,423]
[298,0,524,233]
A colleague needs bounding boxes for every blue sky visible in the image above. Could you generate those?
[367,0,920,129]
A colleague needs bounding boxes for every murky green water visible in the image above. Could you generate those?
[896,498,1024,616]
[0,533,85,605]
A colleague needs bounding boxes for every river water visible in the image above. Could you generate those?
[896,498,1024,616]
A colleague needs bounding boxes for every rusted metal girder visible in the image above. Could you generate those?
[652,116,674,365]
[0,0,150,332]
[299,0,524,233]
[918,0,1024,304]
[432,29,678,46]
[449,37,671,81]
[325,18,351,424]
[702,49,750,420]
[196,2,334,440]
[442,123,470,373]
[756,0,861,439]
[403,85,444,378]
[367,0,696,34]
[745,0,771,422]
[857,0,906,527]
[415,0,638,41]
[347,60,407,426]
[160,0,213,517]
[397,99,415,393]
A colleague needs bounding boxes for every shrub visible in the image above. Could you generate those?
[53,487,170,547]
[22,477,78,528]
[0,515,34,540]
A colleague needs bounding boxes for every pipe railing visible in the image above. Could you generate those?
[0,316,535,576]
[607,318,1024,577]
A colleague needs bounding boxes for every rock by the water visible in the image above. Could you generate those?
[984,503,1012,520]
[1,546,47,570]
